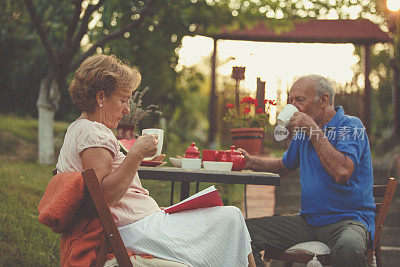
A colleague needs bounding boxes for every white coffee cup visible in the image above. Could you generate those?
[142,128,164,160]
[276,104,299,127]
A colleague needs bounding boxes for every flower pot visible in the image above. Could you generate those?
[230,127,264,155]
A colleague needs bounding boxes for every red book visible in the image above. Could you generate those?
[164,186,223,214]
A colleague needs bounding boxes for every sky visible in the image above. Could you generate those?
[177,35,359,123]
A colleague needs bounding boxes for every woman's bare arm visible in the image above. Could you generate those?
[81,134,158,204]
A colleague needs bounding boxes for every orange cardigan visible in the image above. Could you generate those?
[38,172,103,266]
[59,216,103,266]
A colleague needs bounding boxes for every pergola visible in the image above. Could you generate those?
[204,19,393,146]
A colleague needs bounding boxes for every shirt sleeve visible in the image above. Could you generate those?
[282,137,300,171]
[76,121,120,157]
[335,117,366,171]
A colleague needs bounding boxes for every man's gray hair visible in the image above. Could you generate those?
[305,75,335,105]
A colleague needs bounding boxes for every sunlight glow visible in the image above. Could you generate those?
[178,35,359,122]
[387,0,400,12]
[178,36,357,92]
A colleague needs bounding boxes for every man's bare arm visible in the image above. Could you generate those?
[237,149,290,177]
[290,112,354,184]
[309,128,354,184]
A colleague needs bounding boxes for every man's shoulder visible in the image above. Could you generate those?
[338,114,364,128]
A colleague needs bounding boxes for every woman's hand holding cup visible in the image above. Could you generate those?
[129,134,158,160]
[142,128,164,160]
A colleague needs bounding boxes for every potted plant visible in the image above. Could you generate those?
[223,96,276,154]
[117,87,162,140]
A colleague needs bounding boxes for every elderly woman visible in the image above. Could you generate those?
[56,54,255,267]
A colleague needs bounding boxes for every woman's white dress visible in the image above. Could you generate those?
[119,206,252,267]
[56,119,252,267]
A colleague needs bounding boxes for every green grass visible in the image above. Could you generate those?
[0,162,59,266]
[0,114,69,163]
[0,113,245,266]
[0,114,78,266]
[0,114,68,143]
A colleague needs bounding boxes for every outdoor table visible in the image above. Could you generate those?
[138,166,280,205]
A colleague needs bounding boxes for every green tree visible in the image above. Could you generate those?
[2,0,395,164]
[0,0,47,116]
[12,0,244,164]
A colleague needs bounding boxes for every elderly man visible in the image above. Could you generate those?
[241,75,375,267]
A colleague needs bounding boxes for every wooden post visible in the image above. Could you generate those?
[208,38,218,148]
[361,44,371,136]
[276,78,282,111]
[232,66,246,114]
[235,80,240,114]
[393,53,400,138]
[391,13,400,138]
[256,77,266,111]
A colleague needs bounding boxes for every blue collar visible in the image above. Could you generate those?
[323,106,345,130]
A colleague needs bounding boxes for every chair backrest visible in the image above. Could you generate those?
[81,169,133,267]
[372,177,397,251]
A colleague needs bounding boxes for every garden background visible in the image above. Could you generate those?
[1,0,400,265]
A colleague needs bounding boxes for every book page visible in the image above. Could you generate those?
[166,185,216,209]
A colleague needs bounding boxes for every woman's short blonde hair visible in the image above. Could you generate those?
[68,54,141,113]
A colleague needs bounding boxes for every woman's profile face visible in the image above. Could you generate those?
[100,88,132,129]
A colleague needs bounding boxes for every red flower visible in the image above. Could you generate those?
[241,97,256,104]
[254,99,259,107]
[243,107,251,114]
[256,108,264,114]
[263,99,276,106]
[225,103,234,109]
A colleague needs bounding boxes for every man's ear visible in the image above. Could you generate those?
[320,93,330,107]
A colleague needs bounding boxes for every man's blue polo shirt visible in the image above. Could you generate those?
[282,106,375,241]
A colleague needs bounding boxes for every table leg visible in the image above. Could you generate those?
[170,181,174,205]
[244,184,248,219]
[180,181,190,201]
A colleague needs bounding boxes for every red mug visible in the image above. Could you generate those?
[215,150,225,161]
[202,150,218,161]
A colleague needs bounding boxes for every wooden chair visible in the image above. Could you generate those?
[264,177,398,267]
[81,169,187,267]
[82,169,133,267]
